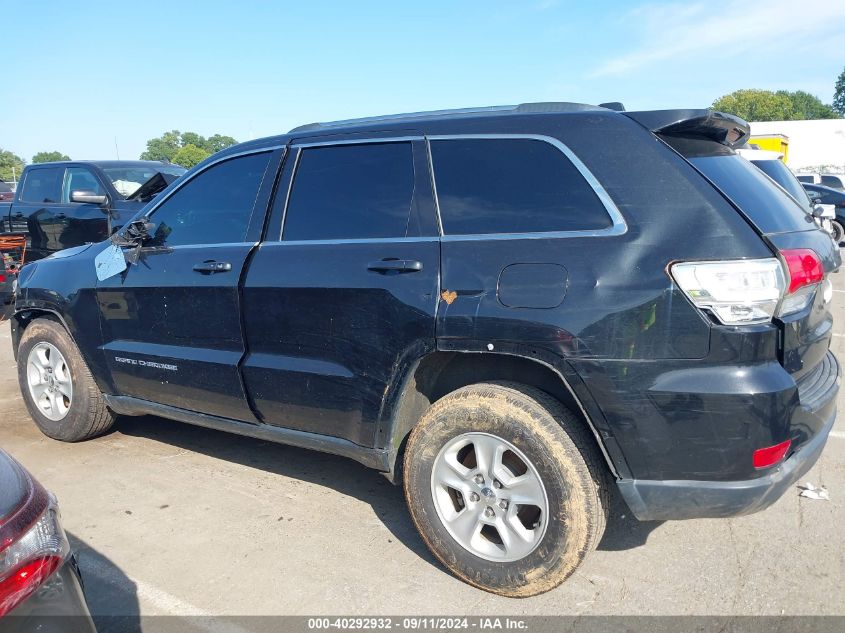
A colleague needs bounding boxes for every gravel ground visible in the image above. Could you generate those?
[0,276,843,624]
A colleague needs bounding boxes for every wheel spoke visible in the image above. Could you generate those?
[433,458,471,493]
[56,382,72,399]
[504,472,545,507]
[28,364,44,387]
[472,434,504,480]
[46,391,58,415]
[35,347,50,369]
[30,382,48,401]
[447,507,482,544]
[495,515,537,559]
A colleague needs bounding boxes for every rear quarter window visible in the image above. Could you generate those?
[668,138,815,234]
[429,138,613,235]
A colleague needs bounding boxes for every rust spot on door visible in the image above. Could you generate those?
[441,290,457,305]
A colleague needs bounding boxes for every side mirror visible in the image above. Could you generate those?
[813,205,835,219]
[70,190,108,205]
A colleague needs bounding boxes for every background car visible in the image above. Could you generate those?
[0,256,13,305]
[797,174,845,190]
[0,181,13,202]
[803,182,845,243]
[737,147,837,237]
[0,448,95,627]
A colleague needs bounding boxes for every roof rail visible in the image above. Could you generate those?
[288,101,604,133]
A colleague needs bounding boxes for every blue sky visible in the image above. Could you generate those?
[2,0,843,162]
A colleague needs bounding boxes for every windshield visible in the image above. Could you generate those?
[102,165,186,197]
[750,159,811,208]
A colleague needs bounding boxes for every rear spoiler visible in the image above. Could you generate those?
[624,109,750,149]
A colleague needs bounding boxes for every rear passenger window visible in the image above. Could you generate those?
[430,138,612,235]
[283,142,414,240]
[20,167,63,203]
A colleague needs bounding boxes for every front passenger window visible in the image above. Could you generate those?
[147,152,272,247]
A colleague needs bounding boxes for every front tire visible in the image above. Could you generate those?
[17,318,115,441]
[403,382,608,597]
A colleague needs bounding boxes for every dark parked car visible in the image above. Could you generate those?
[10,103,839,597]
[0,181,13,202]
[0,160,185,264]
[803,182,845,241]
[0,449,95,627]
[0,255,12,305]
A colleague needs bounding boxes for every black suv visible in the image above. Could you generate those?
[9,103,840,597]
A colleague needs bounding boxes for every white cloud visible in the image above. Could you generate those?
[590,0,845,78]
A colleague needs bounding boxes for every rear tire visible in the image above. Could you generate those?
[403,381,608,597]
[831,220,844,245]
[17,318,115,441]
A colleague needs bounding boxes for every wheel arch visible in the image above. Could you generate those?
[11,306,115,396]
[379,350,624,483]
[11,308,74,361]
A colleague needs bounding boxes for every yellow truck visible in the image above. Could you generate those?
[749,133,789,163]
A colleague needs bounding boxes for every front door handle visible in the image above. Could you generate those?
[193,260,232,274]
[367,259,423,273]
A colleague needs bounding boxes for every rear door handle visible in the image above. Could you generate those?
[367,259,423,273]
[193,260,232,274]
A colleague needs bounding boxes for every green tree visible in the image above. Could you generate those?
[140,130,182,162]
[206,134,238,153]
[32,151,70,163]
[180,132,207,150]
[713,89,795,121]
[777,90,839,119]
[171,144,210,168]
[140,131,239,161]
[0,149,25,183]
[713,88,840,121]
[834,67,845,116]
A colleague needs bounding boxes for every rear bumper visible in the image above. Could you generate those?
[618,398,837,521]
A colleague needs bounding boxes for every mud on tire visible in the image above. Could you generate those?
[403,381,609,597]
[17,318,115,442]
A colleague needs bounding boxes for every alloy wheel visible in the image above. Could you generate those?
[26,342,73,422]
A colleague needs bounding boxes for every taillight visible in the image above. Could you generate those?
[671,258,785,324]
[780,249,824,293]
[0,557,62,617]
[0,476,68,617]
[0,275,5,283]
[778,249,824,317]
[671,249,824,325]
